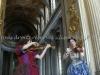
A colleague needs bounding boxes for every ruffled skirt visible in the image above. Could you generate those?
[67,60,90,75]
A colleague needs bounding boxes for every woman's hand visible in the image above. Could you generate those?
[46,44,52,48]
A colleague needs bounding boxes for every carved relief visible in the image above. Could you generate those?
[67,0,80,35]
[0,0,6,35]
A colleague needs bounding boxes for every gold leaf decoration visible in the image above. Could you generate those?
[68,0,80,35]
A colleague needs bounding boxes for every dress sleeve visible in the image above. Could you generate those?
[15,46,26,56]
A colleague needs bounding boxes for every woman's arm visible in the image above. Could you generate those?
[22,42,39,50]
[35,44,51,59]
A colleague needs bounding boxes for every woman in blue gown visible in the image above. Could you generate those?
[63,37,90,75]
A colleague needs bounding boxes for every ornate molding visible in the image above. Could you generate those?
[67,0,80,35]
[0,0,6,35]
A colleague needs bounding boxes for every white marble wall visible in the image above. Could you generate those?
[78,0,96,75]
[78,0,100,75]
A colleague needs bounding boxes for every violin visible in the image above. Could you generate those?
[27,45,55,51]
[73,40,83,53]
[73,46,83,53]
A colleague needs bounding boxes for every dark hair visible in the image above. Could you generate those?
[17,39,29,45]
[67,37,77,43]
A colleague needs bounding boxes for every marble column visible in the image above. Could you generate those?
[0,0,6,75]
[78,0,100,74]
[78,0,96,75]
[0,0,3,74]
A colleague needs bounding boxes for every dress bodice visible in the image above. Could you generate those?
[67,48,79,60]
[15,46,39,75]
[16,46,38,65]
[66,48,84,61]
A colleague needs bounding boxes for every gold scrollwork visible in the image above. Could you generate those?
[68,0,80,35]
